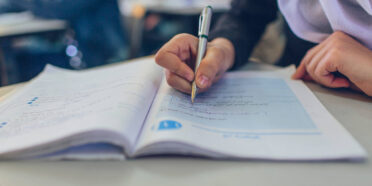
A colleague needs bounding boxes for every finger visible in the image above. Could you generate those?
[314,56,350,88]
[155,34,198,82]
[292,54,319,81]
[195,47,225,90]
[292,39,329,79]
[155,51,194,82]
[165,70,192,94]
[292,60,307,79]
[292,47,320,79]
[306,45,330,83]
[292,67,314,81]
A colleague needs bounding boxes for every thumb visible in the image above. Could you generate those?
[195,47,224,90]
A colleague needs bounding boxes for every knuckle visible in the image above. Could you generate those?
[327,57,336,67]
[329,48,341,59]
[330,40,344,51]
[328,37,338,45]
[323,60,333,70]
[329,31,349,44]
[333,31,346,38]
[336,60,344,72]
[210,46,223,56]
[173,33,193,41]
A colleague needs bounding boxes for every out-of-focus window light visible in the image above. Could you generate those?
[119,0,231,16]
[66,45,78,57]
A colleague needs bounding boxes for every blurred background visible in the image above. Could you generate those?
[0,0,284,86]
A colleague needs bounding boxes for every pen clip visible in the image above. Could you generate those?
[198,14,203,34]
[198,6,213,37]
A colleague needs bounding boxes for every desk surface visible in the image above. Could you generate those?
[0,12,67,38]
[0,61,371,186]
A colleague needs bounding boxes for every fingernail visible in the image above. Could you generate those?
[198,75,209,88]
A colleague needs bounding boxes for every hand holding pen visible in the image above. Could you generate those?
[155,6,235,100]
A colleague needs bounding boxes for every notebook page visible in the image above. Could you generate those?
[135,69,366,160]
[0,59,162,157]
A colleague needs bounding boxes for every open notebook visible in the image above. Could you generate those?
[0,58,366,160]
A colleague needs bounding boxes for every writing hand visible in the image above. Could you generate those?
[155,33,235,94]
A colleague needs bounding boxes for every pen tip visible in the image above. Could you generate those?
[191,91,195,103]
[191,82,197,103]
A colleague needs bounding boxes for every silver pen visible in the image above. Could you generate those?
[191,6,213,103]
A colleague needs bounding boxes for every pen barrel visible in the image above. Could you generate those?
[192,6,213,102]
[194,37,208,72]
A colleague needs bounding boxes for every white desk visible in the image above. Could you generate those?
[0,61,371,186]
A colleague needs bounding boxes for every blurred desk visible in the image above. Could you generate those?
[0,12,67,38]
[120,0,230,58]
[0,59,371,186]
[0,12,67,86]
